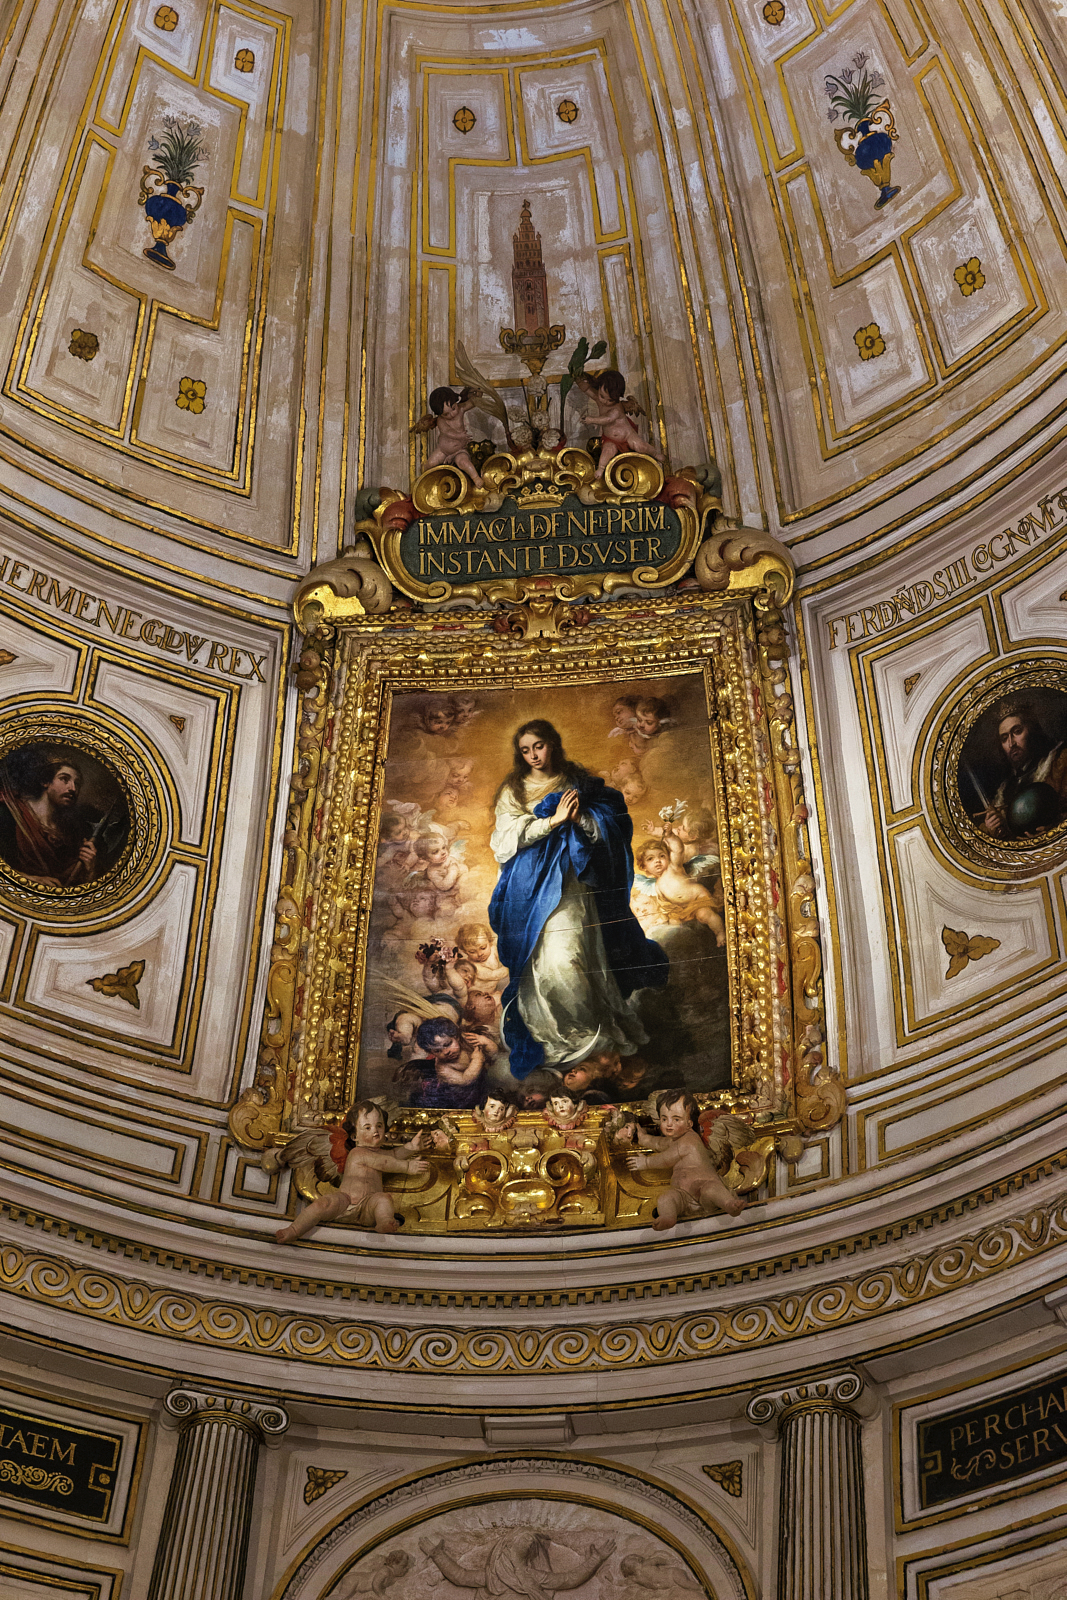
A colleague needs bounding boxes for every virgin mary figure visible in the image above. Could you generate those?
[488,719,669,1078]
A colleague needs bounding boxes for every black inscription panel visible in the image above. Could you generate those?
[918,1372,1067,1508]
[401,495,685,585]
[0,1405,122,1521]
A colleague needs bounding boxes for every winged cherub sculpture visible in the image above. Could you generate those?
[265,1100,430,1239]
[411,384,486,486]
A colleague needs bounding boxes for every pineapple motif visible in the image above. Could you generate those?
[825,52,901,210]
[138,115,209,270]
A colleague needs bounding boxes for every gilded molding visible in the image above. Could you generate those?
[1,1188,1063,1374]
[754,605,839,1135]
[5,1153,1062,1310]
[228,631,335,1152]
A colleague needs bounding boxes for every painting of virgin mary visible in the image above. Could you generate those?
[357,677,732,1107]
[488,719,668,1077]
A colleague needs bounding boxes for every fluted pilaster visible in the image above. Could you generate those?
[747,1371,869,1600]
[147,1388,290,1600]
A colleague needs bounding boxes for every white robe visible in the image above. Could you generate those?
[490,773,648,1066]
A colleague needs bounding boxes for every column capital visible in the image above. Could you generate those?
[162,1387,290,1442]
[746,1370,870,1433]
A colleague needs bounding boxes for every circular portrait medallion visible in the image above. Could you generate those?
[0,713,164,917]
[930,660,1067,876]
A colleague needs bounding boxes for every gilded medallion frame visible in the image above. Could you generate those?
[232,568,838,1200]
[0,708,164,920]
[929,656,1067,879]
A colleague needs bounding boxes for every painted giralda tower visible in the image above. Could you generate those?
[512,199,549,333]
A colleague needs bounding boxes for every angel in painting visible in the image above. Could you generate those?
[412,385,485,486]
[410,831,468,913]
[454,921,509,996]
[640,802,720,882]
[575,368,663,476]
[631,830,725,945]
[269,1100,430,1240]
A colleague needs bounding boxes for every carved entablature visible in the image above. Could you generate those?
[234,450,837,1238]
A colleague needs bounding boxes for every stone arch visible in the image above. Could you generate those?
[276,1455,754,1600]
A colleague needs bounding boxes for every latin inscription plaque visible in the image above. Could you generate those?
[918,1371,1067,1508]
[0,1403,122,1521]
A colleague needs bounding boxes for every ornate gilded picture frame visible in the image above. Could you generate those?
[233,449,834,1235]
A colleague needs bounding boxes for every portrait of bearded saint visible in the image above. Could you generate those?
[418,1525,615,1600]
[0,746,102,886]
[979,697,1067,838]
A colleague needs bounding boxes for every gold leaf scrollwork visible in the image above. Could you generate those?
[0,1459,74,1494]
[599,451,664,501]
[2,1190,1064,1371]
[693,523,795,605]
[293,538,394,634]
[411,463,473,516]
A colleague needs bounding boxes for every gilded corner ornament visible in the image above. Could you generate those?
[293,538,395,634]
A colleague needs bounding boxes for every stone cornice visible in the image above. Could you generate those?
[1,1176,1064,1383]
[2,1149,1063,1315]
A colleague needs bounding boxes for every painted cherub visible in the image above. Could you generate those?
[270,1101,430,1240]
[412,385,485,486]
[411,832,468,911]
[576,368,664,476]
[415,939,468,1000]
[384,884,440,944]
[643,802,721,881]
[627,696,673,755]
[376,814,418,889]
[615,1089,745,1231]
[607,694,640,739]
[455,922,509,996]
[433,757,474,813]
[632,833,725,945]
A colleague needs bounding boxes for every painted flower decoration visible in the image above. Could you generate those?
[659,800,688,822]
[68,329,98,361]
[854,322,886,360]
[953,257,985,297]
[824,52,885,125]
[176,376,207,413]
